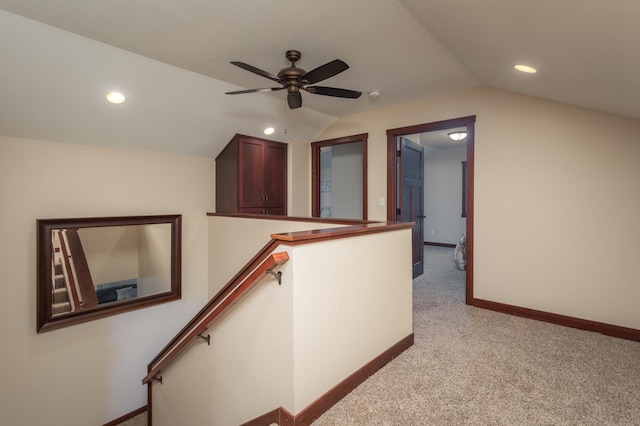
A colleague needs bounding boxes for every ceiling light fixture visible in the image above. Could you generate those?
[448,131,467,141]
[514,64,537,74]
[368,90,381,98]
[106,91,126,104]
[263,127,275,135]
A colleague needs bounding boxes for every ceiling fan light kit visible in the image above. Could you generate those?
[225,50,362,109]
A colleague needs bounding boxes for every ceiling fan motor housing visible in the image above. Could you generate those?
[279,50,306,92]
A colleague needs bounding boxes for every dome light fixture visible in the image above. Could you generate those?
[106,91,126,104]
[448,131,467,141]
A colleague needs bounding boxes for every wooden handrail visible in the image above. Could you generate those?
[64,228,99,309]
[143,220,413,386]
[143,245,289,385]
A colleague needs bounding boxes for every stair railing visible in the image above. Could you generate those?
[142,240,289,385]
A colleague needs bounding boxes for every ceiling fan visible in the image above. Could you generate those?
[225,50,362,109]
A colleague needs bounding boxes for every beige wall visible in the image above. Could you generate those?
[0,136,212,425]
[208,215,346,297]
[289,140,312,216]
[79,225,140,285]
[153,227,412,425]
[138,223,173,297]
[312,86,640,330]
[291,229,413,412]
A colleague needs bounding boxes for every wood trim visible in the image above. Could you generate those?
[424,241,456,248]
[241,407,295,426]
[57,231,82,310]
[64,228,99,309]
[241,334,414,426]
[271,222,414,244]
[470,298,640,342]
[102,406,146,426]
[207,212,376,225]
[37,215,182,333]
[386,116,476,304]
[294,333,414,425]
[147,379,153,426]
[465,123,475,305]
[310,133,368,220]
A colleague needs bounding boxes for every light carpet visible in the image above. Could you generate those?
[312,246,640,425]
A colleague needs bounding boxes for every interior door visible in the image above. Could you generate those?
[398,137,425,278]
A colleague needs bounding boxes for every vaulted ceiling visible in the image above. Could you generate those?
[1,1,638,156]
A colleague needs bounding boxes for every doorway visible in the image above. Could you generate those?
[387,116,475,303]
[311,134,368,220]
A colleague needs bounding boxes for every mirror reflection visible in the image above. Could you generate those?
[38,215,181,332]
[51,224,172,316]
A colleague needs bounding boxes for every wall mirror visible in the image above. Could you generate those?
[37,215,181,332]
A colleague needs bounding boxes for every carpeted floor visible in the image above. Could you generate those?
[118,412,147,426]
[312,246,640,425]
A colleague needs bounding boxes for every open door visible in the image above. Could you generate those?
[397,137,424,278]
[387,115,475,303]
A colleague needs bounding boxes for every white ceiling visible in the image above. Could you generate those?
[1,0,639,157]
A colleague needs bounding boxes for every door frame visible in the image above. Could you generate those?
[311,133,368,219]
[386,116,475,304]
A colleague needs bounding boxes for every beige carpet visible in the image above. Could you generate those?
[312,246,640,425]
[118,412,147,426]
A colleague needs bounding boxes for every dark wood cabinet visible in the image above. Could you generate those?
[215,134,287,215]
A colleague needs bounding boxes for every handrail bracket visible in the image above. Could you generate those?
[266,268,282,285]
[197,333,211,346]
[151,375,163,385]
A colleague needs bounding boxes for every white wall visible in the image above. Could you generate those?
[313,86,640,330]
[424,145,467,244]
[0,136,212,425]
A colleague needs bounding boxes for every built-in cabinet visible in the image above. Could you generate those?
[215,134,287,215]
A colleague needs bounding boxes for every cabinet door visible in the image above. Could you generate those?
[264,142,287,210]
[238,139,265,208]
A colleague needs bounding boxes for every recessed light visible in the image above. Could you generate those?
[514,64,537,74]
[106,91,126,104]
[263,127,275,135]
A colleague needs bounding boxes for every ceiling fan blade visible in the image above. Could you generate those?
[301,59,349,84]
[287,92,302,109]
[306,86,362,99]
[230,61,282,83]
[225,87,284,95]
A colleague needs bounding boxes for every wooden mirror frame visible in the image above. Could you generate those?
[36,214,182,333]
